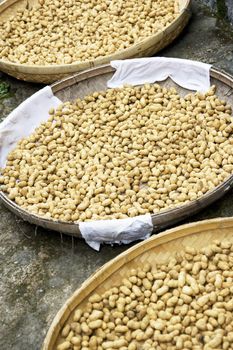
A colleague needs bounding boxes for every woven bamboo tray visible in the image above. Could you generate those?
[42,217,233,350]
[0,64,233,237]
[0,0,191,83]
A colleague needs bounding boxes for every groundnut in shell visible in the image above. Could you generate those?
[0,0,179,65]
[0,84,232,222]
[56,240,233,349]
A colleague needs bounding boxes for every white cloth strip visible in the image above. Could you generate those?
[107,57,211,92]
[0,86,61,168]
[79,214,153,251]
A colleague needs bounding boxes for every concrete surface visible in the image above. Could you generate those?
[226,0,233,24]
[201,0,233,24]
[0,1,233,349]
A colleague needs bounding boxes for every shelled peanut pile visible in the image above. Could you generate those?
[0,84,233,222]
[0,0,178,65]
[57,240,233,350]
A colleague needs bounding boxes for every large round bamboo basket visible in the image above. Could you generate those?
[0,64,233,237]
[0,0,191,83]
[42,217,233,350]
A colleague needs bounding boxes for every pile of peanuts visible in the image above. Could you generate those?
[0,83,233,222]
[57,240,233,350]
[0,0,178,65]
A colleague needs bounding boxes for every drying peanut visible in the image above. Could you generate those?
[56,239,233,350]
[0,84,232,222]
[0,0,179,65]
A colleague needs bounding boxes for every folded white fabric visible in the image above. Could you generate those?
[0,86,61,168]
[79,214,153,251]
[108,57,211,92]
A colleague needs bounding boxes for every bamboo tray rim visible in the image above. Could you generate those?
[42,216,233,350]
[0,0,191,71]
[51,65,233,92]
[0,64,233,236]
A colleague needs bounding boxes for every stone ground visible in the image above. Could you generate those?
[0,1,233,349]
[202,0,233,25]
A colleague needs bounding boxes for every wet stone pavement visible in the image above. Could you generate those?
[0,1,233,349]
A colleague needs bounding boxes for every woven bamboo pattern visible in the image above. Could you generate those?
[0,0,191,83]
[41,217,233,350]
